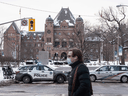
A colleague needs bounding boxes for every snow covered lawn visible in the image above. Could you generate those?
[0,67,4,81]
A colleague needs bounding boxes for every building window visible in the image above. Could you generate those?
[47,38,51,42]
[54,42,60,47]
[41,43,43,47]
[38,44,40,47]
[62,41,67,48]
[49,53,51,58]
[49,47,51,50]
[42,39,44,42]
[54,32,57,35]
[69,42,74,48]
[68,32,70,35]
[59,33,61,35]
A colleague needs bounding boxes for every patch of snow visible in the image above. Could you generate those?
[54,19,60,26]
[69,13,75,23]
[65,20,74,26]
[64,10,67,15]
[12,25,15,30]
[22,31,28,36]
[0,67,4,81]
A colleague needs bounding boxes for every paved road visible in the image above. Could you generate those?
[0,80,128,96]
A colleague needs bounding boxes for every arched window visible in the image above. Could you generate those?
[54,41,60,47]
[62,41,67,48]
[69,42,74,48]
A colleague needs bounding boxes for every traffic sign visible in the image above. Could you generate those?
[21,19,28,26]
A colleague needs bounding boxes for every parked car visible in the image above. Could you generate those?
[15,64,70,83]
[48,60,68,67]
[25,60,34,65]
[90,65,128,83]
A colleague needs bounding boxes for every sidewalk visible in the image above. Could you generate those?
[0,94,127,96]
[33,94,128,96]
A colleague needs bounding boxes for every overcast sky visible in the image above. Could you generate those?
[0,0,128,31]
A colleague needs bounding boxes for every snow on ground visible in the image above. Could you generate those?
[0,67,4,81]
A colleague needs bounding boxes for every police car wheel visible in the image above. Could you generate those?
[56,75,64,83]
[90,75,96,82]
[23,76,31,83]
[121,76,128,83]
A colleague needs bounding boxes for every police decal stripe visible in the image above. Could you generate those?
[34,73,47,77]
[100,72,126,80]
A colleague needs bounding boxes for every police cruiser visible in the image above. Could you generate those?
[15,64,70,83]
[90,65,128,83]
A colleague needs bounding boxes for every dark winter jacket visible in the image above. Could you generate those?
[68,61,91,96]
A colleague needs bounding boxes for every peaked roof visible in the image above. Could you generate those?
[54,8,75,26]
[4,22,20,34]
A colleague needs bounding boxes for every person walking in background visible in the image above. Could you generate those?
[67,48,92,96]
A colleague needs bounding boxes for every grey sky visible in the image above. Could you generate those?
[0,0,128,31]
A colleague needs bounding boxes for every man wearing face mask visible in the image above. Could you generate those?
[67,48,91,96]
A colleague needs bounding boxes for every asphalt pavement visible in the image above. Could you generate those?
[0,80,128,96]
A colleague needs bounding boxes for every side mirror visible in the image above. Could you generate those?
[48,68,53,71]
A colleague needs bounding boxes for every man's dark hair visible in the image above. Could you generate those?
[71,48,83,62]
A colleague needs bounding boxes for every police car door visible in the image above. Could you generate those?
[109,66,120,80]
[29,66,42,80]
[39,65,53,80]
[96,66,110,80]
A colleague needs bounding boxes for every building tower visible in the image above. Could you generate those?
[75,15,84,50]
[44,15,54,58]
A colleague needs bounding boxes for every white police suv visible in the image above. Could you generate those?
[90,65,128,83]
[15,64,69,83]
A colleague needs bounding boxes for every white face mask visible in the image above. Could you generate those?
[67,58,72,65]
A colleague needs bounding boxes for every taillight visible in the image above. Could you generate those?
[15,71,20,74]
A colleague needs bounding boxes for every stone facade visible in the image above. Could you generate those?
[4,22,21,60]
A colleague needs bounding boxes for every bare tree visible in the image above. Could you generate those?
[60,20,101,61]
[99,6,127,65]
[0,26,5,52]
[0,26,6,66]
